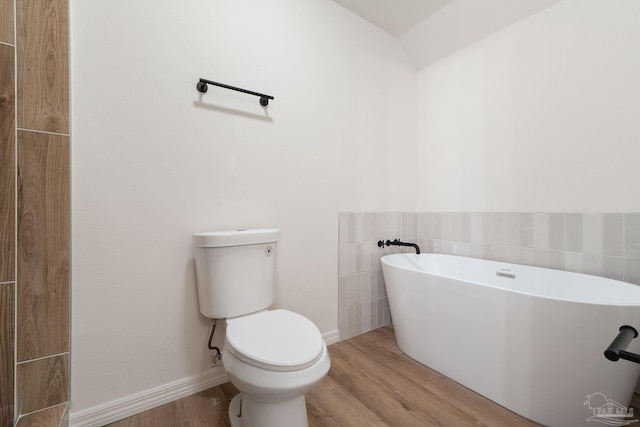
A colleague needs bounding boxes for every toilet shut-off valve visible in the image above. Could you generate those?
[211,351,222,367]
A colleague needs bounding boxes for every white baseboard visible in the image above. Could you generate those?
[68,330,339,427]
[68,367,229,427]
[323,329,340,346]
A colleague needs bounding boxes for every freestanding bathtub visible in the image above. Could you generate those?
[382,253,640,427]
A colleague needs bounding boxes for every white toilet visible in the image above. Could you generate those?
[193,228,330,427]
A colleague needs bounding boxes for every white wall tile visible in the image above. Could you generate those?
[470,213,483,244]
[339,243,356,277]
[533,250,550,268]
[583,214,602,254]
[624,258,640,285]
[520,213,533,248]
[549,251,565,270]
[549,214,565,251]
[347,212,357,243]
[582,253,602,276]
[532,213,549,250]
[339,212,349,244]
[564,252,582,273]
[363,213,377,242]
[625,214,640,258]
[565,214,583,253]
[603,256,624,281]
[339,211,640,342]
[604,214,623,256]
[506,213,521,247]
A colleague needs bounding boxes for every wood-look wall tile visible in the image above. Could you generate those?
[17,354,69,414]
[16,0,69,134]
[0,283,15,427]
[0,0,13,44]
[16,404,65,427]
[0,43,15,283]
[17,130,69,361]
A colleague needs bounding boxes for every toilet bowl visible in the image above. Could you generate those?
[223,309,330,427]
[192,229,331,426]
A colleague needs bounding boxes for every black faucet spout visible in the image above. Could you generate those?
[378,239,421,254]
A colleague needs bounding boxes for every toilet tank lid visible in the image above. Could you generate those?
[193,228,280,247]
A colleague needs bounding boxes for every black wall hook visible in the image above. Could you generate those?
[196,78,274,107]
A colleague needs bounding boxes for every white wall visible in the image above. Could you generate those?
[416,0,640,212]
[70,0,417,413]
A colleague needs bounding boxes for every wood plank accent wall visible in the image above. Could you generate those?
[0,29,16,427]
[0,0,14,44]
[17,354,69,414]
[17,131,70,362]
[0,283,14,427]
[15,405,66,427]
[0,0,70,424]
[16,0,69,134]
[0,43,15,282]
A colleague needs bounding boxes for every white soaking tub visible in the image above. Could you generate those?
[381,253,640,427]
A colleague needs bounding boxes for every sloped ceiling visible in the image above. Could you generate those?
[330,0,565,69]
[330,0,452,36]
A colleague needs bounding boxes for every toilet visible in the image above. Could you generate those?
[192,228,330,427]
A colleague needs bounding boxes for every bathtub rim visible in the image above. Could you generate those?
[381,252,640,307]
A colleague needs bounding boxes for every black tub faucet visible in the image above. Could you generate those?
[377,239,421,254]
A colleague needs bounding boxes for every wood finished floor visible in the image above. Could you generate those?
[106,326,637,427]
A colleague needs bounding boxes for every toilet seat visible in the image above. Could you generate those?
[225,309,324,372]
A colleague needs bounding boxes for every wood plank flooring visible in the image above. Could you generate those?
[107,326,547,427]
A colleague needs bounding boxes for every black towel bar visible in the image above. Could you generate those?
[196,78,274,106]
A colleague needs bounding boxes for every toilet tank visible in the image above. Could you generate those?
[193,229,279,319]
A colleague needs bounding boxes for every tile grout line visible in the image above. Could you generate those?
[15,401,67,422]
[16,351,69,365]
[16,127,70,138]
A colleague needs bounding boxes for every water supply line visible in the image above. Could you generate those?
[208,320,222,363]
[377,239,421,254]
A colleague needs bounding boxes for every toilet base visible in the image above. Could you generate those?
[228,394,242,427]
[228,393,309,427]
